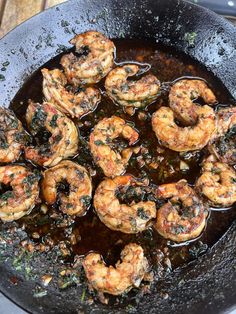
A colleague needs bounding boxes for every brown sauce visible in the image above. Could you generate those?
[5,38,236,272]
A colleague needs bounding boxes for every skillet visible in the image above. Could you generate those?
[0,0,236,313]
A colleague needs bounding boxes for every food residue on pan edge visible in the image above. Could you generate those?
[0,32,235,305]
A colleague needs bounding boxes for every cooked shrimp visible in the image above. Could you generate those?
[169,79,216,125]
[42,160,92,216]
[83,243,149,295]
[0,108,27,163]
[89,116,139,177]
[60,31,115,85]
[0,165,40,222]
[94,175,156,233]
[155,179,207,242]
[196,156,236,207]
[24,102,78,167]
[209,107,236,165]
[152,106,216,152]
[42,68,101,118]
[105,64,160,108]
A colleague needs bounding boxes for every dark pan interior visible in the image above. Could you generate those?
[0,0,235,313]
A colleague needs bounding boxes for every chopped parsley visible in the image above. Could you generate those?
[80,195,91,208]
[137,207,149,220]
[49,114,58,128]
[184,32,197,46]
[94,140,104,146]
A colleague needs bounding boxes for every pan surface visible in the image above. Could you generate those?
[0,0,236,313]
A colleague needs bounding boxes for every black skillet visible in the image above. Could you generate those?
[0,0,236,313]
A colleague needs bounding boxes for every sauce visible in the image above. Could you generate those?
[3,39,236,274]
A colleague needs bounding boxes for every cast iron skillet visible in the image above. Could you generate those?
[0,0,236,313]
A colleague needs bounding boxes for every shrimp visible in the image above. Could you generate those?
[155,179,207,242]
[42,68,101,118]
[105,64,160,108]
[94,175,156,233]
[24,102,78,167]
[89,116,139,177]
[83,243,149,295]
[169,79,217,125]
[60,31,115,85]
[152,106,216,152]
[196,156,236,207]
[0,165,40,222]
[42,160,92,216]
[209,107,236,165]
[0,108,28,163]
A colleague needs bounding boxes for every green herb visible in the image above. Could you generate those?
[33,289,48,298]
[66,203,73,208]
[80,195,91,208]
[0,140,8,149]
[226,125,236,139]
[22,172,40,186]
[94,140,104,146]
[121,84,129,92]
[58,273,79,289]
[75,169,84,179]
[10,119,18,129]
[0,191,13,201]
[31,107,47,130]
[231,177,236,184]
[172,225,186,235]
[81,288,86,302]
[184,32,197,46]
[137,207,149,220]
[49,114,58,128]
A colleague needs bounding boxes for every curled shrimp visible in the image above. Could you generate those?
[152,106,216,152]
[209,107,236,165]
[0,108,27,163]
[42,160,92,216]
[89,116,139,177]
[196,156,236,207]
[105,64,160,108]
[169,79,217,125]
[42,68,101,118]
[83,243,149,295]
[60,31,115,85]
[0,165,40,222]
[94,175,156,233]
[24,102,78,167]
[155,179,207,242]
